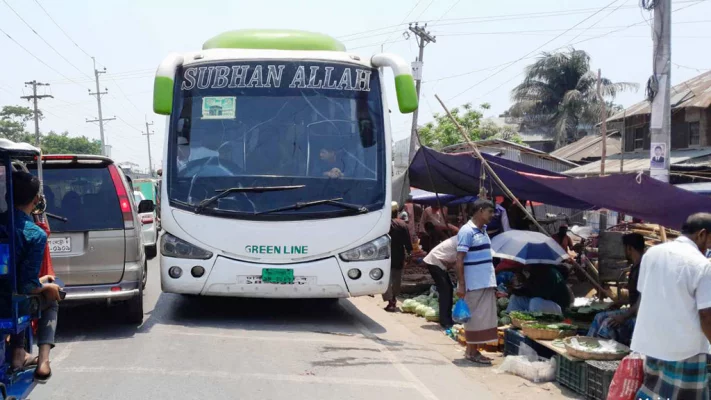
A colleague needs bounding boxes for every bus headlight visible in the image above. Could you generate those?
[340,236,390,262]
[161,233,213,260]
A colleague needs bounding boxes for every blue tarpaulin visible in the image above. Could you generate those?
[408,147,711,230]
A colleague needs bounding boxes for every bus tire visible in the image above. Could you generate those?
[124,288,144,325]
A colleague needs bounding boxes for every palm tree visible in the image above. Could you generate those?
[510,49,637,148]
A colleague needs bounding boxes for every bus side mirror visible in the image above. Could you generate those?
[153,53,184,115]
[371,54,418,114]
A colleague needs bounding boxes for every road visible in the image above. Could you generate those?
[31,259,494,400]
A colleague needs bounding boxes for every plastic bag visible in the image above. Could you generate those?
[452,299,471,323]
[496,355,557,383]
[606,353,644,400]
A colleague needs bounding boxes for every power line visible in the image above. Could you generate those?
[32,0,94,59]
[338,0,708,42]
[448,0,624,102]
[0,25,89,87]
[2,0,91,79]
[381,0,426,50]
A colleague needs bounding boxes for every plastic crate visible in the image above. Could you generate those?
[503,329,556,359]
[504,328,524,357]
[555,355,588,395]
[585,360,619,400]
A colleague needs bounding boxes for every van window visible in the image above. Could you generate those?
[30,166,124,232]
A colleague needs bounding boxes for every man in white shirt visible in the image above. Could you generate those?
[632,213,711,400]
[423,236,457,328]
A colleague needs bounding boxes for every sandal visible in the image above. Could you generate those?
[34,361,51,384]
[465,353,493,365]
[11,355,38,372]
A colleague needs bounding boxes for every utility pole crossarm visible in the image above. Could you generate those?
[406,23,436,164]
[143,121,155,177]
[88,57,110,156]
[20,80,53,146]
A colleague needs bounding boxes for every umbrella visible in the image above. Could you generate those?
[491,230,569,265]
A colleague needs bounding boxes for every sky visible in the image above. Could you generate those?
[0,0,709,170]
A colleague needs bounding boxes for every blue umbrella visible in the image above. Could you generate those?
[490,230,569,265]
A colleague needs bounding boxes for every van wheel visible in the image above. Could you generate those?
[141,260,148,290]
[124,288,144,324]
[145,245,157,260]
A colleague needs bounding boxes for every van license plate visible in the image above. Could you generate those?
[49,237,71,253]
[261,268,294,284]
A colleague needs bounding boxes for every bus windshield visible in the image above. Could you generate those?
[168,61,386,220]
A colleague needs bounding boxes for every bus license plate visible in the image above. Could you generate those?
[49,237,71,253]
[261,268,294,284]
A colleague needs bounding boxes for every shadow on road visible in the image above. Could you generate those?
[55,291,388,344]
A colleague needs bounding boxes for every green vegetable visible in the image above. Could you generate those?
[425,308,439,322]
[497,297,510,310]
[498,316,512,326]
[510,311,537,321]
[499,310,509,318]
[527,323,577,330]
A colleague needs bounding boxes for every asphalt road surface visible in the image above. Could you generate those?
[31,259,493,400]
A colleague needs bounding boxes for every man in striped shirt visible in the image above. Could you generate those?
[456,199,497,365]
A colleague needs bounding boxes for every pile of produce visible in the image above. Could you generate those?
[401,294,439,322]
[497,297,511,326]
[566,302,612,322]
[509,311,563,323]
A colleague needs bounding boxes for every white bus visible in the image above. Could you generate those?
[153,29,417,298]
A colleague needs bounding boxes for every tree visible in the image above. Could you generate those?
[0,105,37,143]
[41,131,101,155]
[418,103,524,150]
[509,48,637,148]
[0,105,100,154]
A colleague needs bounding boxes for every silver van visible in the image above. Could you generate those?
[28,155,152,323]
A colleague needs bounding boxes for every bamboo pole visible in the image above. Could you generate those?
[434,94,615,299]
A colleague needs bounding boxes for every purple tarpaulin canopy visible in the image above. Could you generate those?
[408,147,711,230]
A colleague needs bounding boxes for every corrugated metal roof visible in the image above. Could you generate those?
[565,147,711,175]
[550,132,622,162]
[441,138,578,172]
[607,69,711,122]
[677,182,711,194]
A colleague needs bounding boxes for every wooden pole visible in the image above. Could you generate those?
[620,110,626,174]
[434,94,615,299]
[597,69,608,176]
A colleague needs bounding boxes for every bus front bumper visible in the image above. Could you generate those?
[160,255,390,298]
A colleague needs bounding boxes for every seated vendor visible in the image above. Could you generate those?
[587,233,645,346]
[506,264,573,315]
[8,171,62,382]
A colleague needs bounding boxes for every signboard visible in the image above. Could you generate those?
[181,63,373,92]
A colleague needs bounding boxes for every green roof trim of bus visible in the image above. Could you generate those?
[203,30,346,52]
[395,74,418,114]
[153,76,174,115]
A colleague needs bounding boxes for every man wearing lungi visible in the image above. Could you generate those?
[455,199,496,365]
[632,213,711,400]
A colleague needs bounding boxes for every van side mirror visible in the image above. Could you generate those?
[138,200,155,214]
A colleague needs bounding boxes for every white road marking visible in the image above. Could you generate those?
[342,301,441,400]
[150,325,376,346]
[60,366,418,389]
[53,335,86,365]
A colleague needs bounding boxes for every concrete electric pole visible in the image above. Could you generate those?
[648,0,671,183]
[143,120,154,177]
[406,23,436,163]
[88,57,114,156]
[20,81,53,146]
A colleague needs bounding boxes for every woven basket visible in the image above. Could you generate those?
[563,337,630,361]
[511,316,534,329]
[521,323,577,340]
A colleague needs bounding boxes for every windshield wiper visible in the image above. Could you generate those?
[256,197,368,216]
[195,185,305,213]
